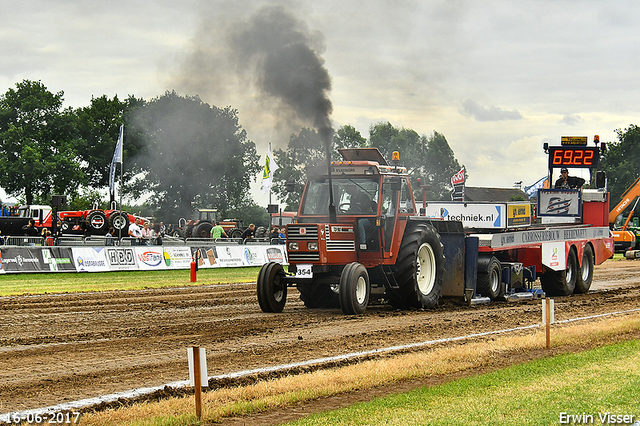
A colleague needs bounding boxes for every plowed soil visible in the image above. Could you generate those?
[1,260,639,416]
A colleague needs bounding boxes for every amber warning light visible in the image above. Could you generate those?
[392,151,400,161]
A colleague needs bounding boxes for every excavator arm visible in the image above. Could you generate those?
[609,175,640,225]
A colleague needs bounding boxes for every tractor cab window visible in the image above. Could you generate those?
[399,178,415,214]
[301,177,379,216]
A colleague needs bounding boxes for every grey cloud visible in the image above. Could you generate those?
[460,99,523,122]
[559,114,583,126]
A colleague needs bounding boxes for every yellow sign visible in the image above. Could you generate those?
[561,136,588,146]
[507,203,531,227]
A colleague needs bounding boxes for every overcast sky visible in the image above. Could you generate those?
[2,0,639,205]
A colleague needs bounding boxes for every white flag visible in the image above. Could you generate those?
[109,125,124,196]
[261,143,279,194]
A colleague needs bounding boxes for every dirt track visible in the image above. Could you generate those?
[1,260,639,414]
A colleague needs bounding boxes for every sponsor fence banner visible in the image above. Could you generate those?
[104,247,138,271]
[164,246,192,269]
[71,247,109,272]
[0,247,43,273]
[41,247,75,272]
[0,245,287,274]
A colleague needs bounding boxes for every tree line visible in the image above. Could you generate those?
[3,79,635,227]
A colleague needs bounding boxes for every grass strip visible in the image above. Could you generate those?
[78,312,640,426]
[292,340,640,425]
[0,268,261,296]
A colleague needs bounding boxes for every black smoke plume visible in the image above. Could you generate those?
[229,5,334,143]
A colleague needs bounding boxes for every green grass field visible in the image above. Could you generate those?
[0,267,261,296]
[287,339,640,426]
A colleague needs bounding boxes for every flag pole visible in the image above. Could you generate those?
[119,126,124,240]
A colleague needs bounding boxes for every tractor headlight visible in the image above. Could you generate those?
[308,242,318,251]
[288,242,299,251]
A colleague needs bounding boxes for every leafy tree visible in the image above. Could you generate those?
[227,202,271,228]
[0,80,84,204]
[74,94,145,192]
[334,124,367,150]
[127,91,260,222]
[600,125,640,205]
[272,127,326,211]
[369,122,462,200]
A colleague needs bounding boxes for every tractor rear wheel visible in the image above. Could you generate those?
[109,211,130,235]
[257,262,287,313]
[87,210,108,234]
[193,222,213,238]
[387,224,444,309]
[339,262,370,315]
[229,228,243,239]
[541,247,578,296]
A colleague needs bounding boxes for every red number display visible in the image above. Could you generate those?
[548,147,599,168]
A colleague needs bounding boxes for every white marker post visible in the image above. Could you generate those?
[542,298,555,349]
[188,346,208,420]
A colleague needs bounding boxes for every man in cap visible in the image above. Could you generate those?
[554,167,586,189]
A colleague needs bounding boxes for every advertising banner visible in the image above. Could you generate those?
[135,247,167,271]
[71,247,109,272]
[424,202,505,229]
[163,246,192,270]
[0,247,43,273]
[41,247,75,272]
[103,247,138,271]
[538,189,581,217]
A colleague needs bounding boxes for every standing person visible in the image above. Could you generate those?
[141,221,152,245]
[278,227,286,244]
[269,226,279,243]
[210,221,228,240]
[45,230,54,246]
[128,218,143,245]
[105,227,115,246]
[554,167,586,189]
[241,223,256,241]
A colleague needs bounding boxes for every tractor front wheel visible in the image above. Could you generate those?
[339,262,370,315]
[257,262,287,313]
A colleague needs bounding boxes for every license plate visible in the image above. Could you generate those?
[294,264,313,279]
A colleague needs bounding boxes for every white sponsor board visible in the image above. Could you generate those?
[71,247,109,272]
[104,247,138,271]
[163,246,192,270]
[542,241,566,271]
[424,202,505,229]
[135,247,167,270]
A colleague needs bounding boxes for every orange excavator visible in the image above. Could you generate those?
[609,175,640,252]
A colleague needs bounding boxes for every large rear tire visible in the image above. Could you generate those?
[477,256,503,300]
[109,211,130,235]
[339,262,370,315]
[229,228,243,239]
[193,222,213,238]
[387,224,444,309]
[257,262,287,313]
[541,247,578,296]
[575,244,594,294]
[86,210,108,234]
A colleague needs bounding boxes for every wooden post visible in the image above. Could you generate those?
[193,346,202,420]
[545,298,551,350]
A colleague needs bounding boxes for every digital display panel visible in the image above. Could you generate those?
[548,146,599,169]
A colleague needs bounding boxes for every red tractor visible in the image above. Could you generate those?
[58,209,140,235]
